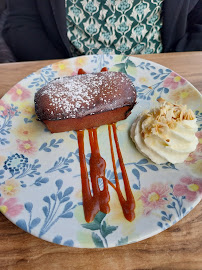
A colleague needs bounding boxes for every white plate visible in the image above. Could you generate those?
[0,55,201,248]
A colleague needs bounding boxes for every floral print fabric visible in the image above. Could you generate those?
[65,0,164,55]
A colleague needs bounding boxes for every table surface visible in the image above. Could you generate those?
[0,52,201,270]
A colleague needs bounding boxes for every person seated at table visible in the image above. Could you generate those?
[2,0,202,61]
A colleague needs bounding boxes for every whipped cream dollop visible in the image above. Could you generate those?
[130,98,198,164]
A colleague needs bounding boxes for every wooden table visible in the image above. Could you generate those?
[0,52,201,270]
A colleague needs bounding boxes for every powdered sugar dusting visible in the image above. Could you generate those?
[35,72,136,120]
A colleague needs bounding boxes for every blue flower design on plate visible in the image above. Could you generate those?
[0,104,20,145]
[28,66,57,91]
[3,154,41,178]
[157,185,187,230]
[53,235,74,247]
[16,179,76,241]
[4,153,28,175]
[39,138,64,152]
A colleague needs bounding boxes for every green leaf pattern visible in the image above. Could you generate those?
[82,211,120,248]
[65,0,163,55]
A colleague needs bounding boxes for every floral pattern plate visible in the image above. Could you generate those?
[0,55,202,248]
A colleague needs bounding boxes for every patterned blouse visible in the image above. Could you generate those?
[65,0,164,56]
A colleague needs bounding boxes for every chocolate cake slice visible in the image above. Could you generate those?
[34,71,136,132]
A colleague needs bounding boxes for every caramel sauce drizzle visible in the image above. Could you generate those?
[100,67,108,72]
[108,124,135,221]
[77,129,110,223]
[78,68,86,75]
[76,67,135,223]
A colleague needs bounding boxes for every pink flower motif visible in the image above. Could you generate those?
[141,183,170,215]
[17,139,37,155]
[184,152,198,165]
[0,197,23,218]
[196,131,202,152]
[185,131,202,165]
[173,177,202,201]
[7,84,31,101]
[0,100,10,116]
[163,72,186,90]
[0,179,21,198]
[196,131,202,139]
[196,143,202,153]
